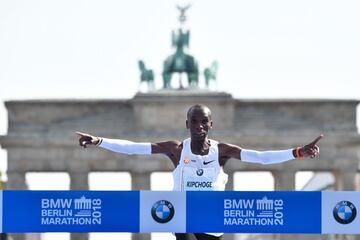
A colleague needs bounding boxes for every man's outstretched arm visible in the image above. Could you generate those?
[219,135,323,164]
[76,131,179,155]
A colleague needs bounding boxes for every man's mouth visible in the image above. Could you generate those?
[194,132,206,136]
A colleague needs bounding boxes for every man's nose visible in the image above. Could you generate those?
[196,123,204,130]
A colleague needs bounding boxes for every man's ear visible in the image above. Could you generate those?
[186,120,189,129]
[210,120,213,129]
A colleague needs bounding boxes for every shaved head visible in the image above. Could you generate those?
[187,104,212,120]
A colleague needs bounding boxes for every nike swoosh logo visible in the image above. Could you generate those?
[203,160,215,165]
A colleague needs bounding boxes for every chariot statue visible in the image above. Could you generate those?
[138,4,219,90]
[162,4,199,88]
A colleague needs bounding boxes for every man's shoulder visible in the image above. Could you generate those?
[162,140,184,151]
[160,140,182,147]
[217,142,239,151]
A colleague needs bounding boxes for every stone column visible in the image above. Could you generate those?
[131,172,151,190]
[225,171,234,190]
[356,173,360,191]
[131,172,151,240]
[6,171,28,190]
[222,234,236,240]
[334,171,357,191]
[8,234,25,240]
[132,233,151,240]
[272,171,295,190]
[70,233,88,240]
[69,172,89,240]
[69,172,89,190]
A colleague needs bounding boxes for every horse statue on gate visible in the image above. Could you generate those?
[204,61,218,89]
[138,60,155,90]
[162,5,199,89]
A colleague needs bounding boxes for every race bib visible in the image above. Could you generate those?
[182,168,217,191]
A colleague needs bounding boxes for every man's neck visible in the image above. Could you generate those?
[190,137,210,155]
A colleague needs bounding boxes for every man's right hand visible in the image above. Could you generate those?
[76,131,101,148]
[299,134,323,158]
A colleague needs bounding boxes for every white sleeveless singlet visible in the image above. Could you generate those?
[172,138,228,191]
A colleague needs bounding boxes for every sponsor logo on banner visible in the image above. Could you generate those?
[41,195,102,225]
[333,201,357,224]
[223,196,284,226]
[151,200,175,224]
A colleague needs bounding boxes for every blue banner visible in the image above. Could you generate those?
[186,191,321,233]
[2,191,139,233]
[0,190,359,234]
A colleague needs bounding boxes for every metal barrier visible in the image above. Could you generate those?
[0,191,358,233]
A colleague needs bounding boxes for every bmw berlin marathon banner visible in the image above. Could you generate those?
[0,191,140,233]
[0,191,359,234]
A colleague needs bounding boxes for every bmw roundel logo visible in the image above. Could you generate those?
[196,169,204,176]
[151,200,175,224]
[333,200,357,224]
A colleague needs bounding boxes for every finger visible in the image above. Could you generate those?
[310,146,319,152]
[75,131,87,137]
[309,134,324,146]
[311,149,320,158]
[79,138,90,146]
[81,140,91,148]
[79,140,86,147]
[308,150,316,157]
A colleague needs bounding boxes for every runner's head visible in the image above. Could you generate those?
[186,105,213,140]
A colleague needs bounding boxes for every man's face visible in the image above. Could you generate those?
[186,107,213,140]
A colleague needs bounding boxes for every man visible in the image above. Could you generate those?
[77,104,322,240]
